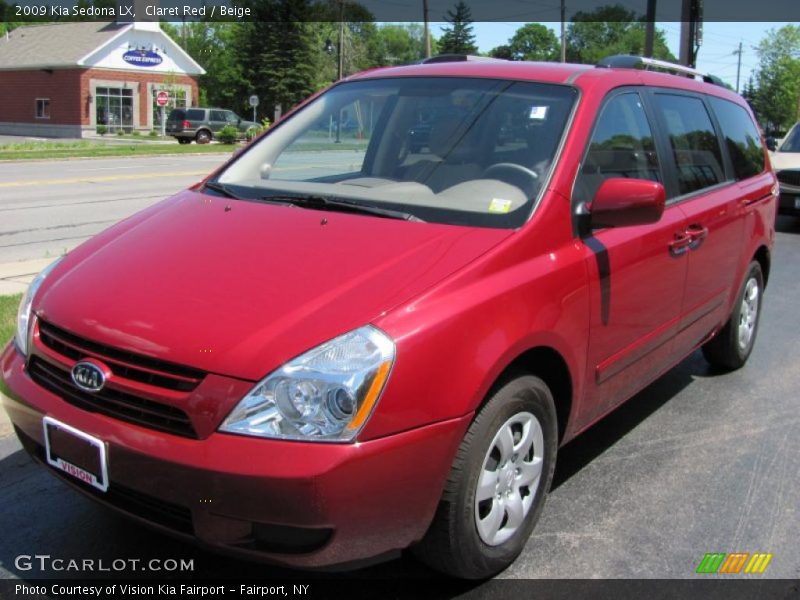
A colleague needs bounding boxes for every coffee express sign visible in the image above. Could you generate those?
[122,49,163,68]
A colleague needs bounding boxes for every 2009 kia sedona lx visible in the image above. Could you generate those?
[1,55,776,578]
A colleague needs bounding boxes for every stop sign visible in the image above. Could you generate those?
[156,91,169,107]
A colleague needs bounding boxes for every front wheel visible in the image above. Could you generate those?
[702,261,764,370]
[413,374,557,579]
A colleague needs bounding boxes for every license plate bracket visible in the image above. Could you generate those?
[43,417,108,492]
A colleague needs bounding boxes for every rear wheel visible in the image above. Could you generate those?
[702,261,764,370]
[195,130,212,144]
[413,374,557,579]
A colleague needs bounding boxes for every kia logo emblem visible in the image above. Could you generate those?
[71,361,108,392]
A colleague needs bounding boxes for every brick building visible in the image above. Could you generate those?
[0,21,204,137]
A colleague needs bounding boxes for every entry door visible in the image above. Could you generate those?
[649,93,764,355]
[575,91,689,425]
[209,110,228,134]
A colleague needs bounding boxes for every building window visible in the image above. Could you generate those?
[95,87,134,132]
[35,98,50,119]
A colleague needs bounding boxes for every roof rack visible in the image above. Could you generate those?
[420,54,498,64]
[596,54,730,89]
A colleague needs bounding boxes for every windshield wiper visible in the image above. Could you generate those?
[262,194,424,222]
[203,181,246,200]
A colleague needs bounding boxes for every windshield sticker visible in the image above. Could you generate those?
[529,106,549,120]
[489,198,513,214]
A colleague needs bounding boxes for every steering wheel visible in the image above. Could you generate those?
[481,163,539,197]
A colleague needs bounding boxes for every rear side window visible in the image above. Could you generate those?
[185,109,205,121]
[167,109,185,121]
[575,92,660,203]
[709,97,764,179]
[652,94,725,196]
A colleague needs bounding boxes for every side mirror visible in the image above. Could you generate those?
[765,136,777,151]
[589,178,665,229]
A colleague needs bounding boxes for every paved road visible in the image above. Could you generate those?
[0,216,798,583]
[0,151,368,266]
[0,155,228,264]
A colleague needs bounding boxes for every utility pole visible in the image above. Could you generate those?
[733,41,743,93]
[560,0,566,62]
[337,1,344,81]
[678,0,701,67]
[644,0,656,58]
[423,0,431,58]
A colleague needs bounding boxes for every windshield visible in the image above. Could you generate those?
[217,77,577,228]
[780,123,800,152]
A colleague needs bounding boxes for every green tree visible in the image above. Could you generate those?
[234,0,320,118]
[369,24,428,66]
[0,0,22,34]
[438,1,477,55]
[507,23,560,62]
[751,24,800,131]
[489,45,514,60]
[566,5,675,65]
[162,22,246,112]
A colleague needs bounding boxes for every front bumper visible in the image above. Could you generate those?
[1,343,470,568]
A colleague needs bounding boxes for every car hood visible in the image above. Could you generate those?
[38,190,510,381]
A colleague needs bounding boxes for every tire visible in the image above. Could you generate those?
[413,374,558,579]
[178,138,191,145]
[195,130,212,144]
[702,261,764,370]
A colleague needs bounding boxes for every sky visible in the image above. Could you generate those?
[432,21,788,92]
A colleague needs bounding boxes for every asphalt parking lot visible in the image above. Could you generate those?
[0,155,798,584]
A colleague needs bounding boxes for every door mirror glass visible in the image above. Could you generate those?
[589,178,665,229]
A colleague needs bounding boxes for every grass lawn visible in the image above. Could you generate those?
[0,141,236,161]
[0,294,21,347]
[0,140,368,161]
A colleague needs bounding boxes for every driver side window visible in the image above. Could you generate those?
[575,93,661,204]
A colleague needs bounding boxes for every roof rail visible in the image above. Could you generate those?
[419,54,498,64]
[596,54,730,89]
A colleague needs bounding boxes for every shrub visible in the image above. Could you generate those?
[148,130,159,137]
[245,126,260,142]
[217,124,239,145]
[131,130,141,137]
[116,129,125,136]
[96,125,107,136]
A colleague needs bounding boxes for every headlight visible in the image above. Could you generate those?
[15,257,63,357]
[220,326,395,442]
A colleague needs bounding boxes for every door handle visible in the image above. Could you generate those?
[686,223,709,250]
[669,232,692,257]
[740,193,771,207]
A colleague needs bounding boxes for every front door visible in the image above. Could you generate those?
[575,91,689,425]
[209,110,228,134]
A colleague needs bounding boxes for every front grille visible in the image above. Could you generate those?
[38,320,204,392]
[17,427,194,535]
[777,169,800,187]
[29,357,197,438]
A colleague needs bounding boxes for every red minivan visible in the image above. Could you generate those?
[1,55,776,578]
